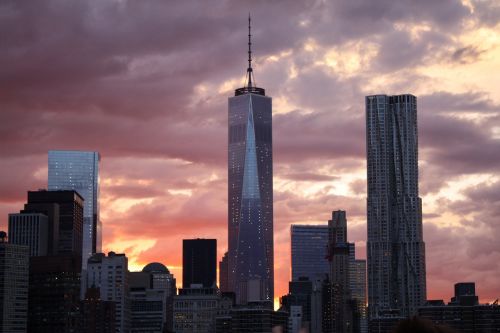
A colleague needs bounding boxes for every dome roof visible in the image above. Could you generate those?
[142,262,170,274]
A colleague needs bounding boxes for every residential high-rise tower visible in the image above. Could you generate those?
[365,94,427,319]
[227,16,273,304]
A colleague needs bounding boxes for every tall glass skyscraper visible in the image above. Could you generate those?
[227,16,273,304]
[366,95,427,318]
[290,225,329,282]
[48,150,101,269]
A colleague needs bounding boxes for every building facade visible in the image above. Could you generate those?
[0,233,29,333]
[28,254,82,333]
[228,18,273,304]
[366,94,427,318]
[87,252,129,333]
[183,239,217,288]
[173,286,220,333]
[25,190,84,256]
[290,225,329,282]
[48,150,101,269]
[8,213,49,256]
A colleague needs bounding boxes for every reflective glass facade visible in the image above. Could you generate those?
[48,150,100,269]
[290,225,329,282]
[228,92,273,303]
[366,95,426,318]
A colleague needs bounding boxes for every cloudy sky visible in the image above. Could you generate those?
[1,0,499,305]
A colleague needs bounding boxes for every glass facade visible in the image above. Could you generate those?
[290,225,329,282]
[228,91,273,304]
[366,95,426,318]
[48,150,100,269]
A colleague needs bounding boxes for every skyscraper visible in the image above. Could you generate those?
[183,239,217,288]
[25,190,84,255]
[48,150,101,269]
[228,16,273,304]
[366,94,427,318]
[327,210,353,333]
[290,225,329,282]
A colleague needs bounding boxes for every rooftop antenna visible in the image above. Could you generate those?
[246,13,254,89]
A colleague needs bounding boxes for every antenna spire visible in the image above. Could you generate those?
[247,13,253,88]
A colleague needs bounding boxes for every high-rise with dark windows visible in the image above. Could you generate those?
[366,94,427,319]
[290,225,329,282]
[227,16,273,304]
[48,150,101,269]
[182,239,216,288]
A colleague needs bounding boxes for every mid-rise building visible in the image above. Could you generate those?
[48,150,101,269]
[28,254,82,333]
[173,286,220,333]
[227,17,274,304]
[87,252,129,333]
[8,213,49,256]
[79,287,116,333]
[290,225,329,282]
[226,301,289,333]
[366,94,427,318]
[418,282,500,332]
[183,239,217,288]
[129,262,176,333]
[0,232,29,333]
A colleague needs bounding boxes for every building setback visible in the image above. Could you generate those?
[228,17,274,304]
[366,94,427,318]
[183,239,217,288]
[0,232,29,333]
[48,150,101,269]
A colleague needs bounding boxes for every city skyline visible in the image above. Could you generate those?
[1,0,500,309]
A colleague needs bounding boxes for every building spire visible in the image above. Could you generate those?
[235,14,265,96]
[247,13,253,88]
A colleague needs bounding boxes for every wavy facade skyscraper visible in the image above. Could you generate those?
[366,94,427,319]
[227,16,273,304]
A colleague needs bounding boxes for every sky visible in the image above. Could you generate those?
[1,0,499,306]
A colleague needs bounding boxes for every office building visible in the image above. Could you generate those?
[25,190,84,255]
[20,192,60,255]
[228,17,274,304]
[8,213,49,256]
[366,94,427,318]
[290,225,329,282]
[87,252,129,333]
[183,239,217,288]
[418,283,500,332]
[173,286,220,333]
[129,262,176,332]
[281,277,325,333]
[225,301,289,333]
[0,232,29,333]
[79,287,116,333]
[326,210,353,333]
[350,259,367,333]
[28,254,82,333]
[48,150,101,269]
